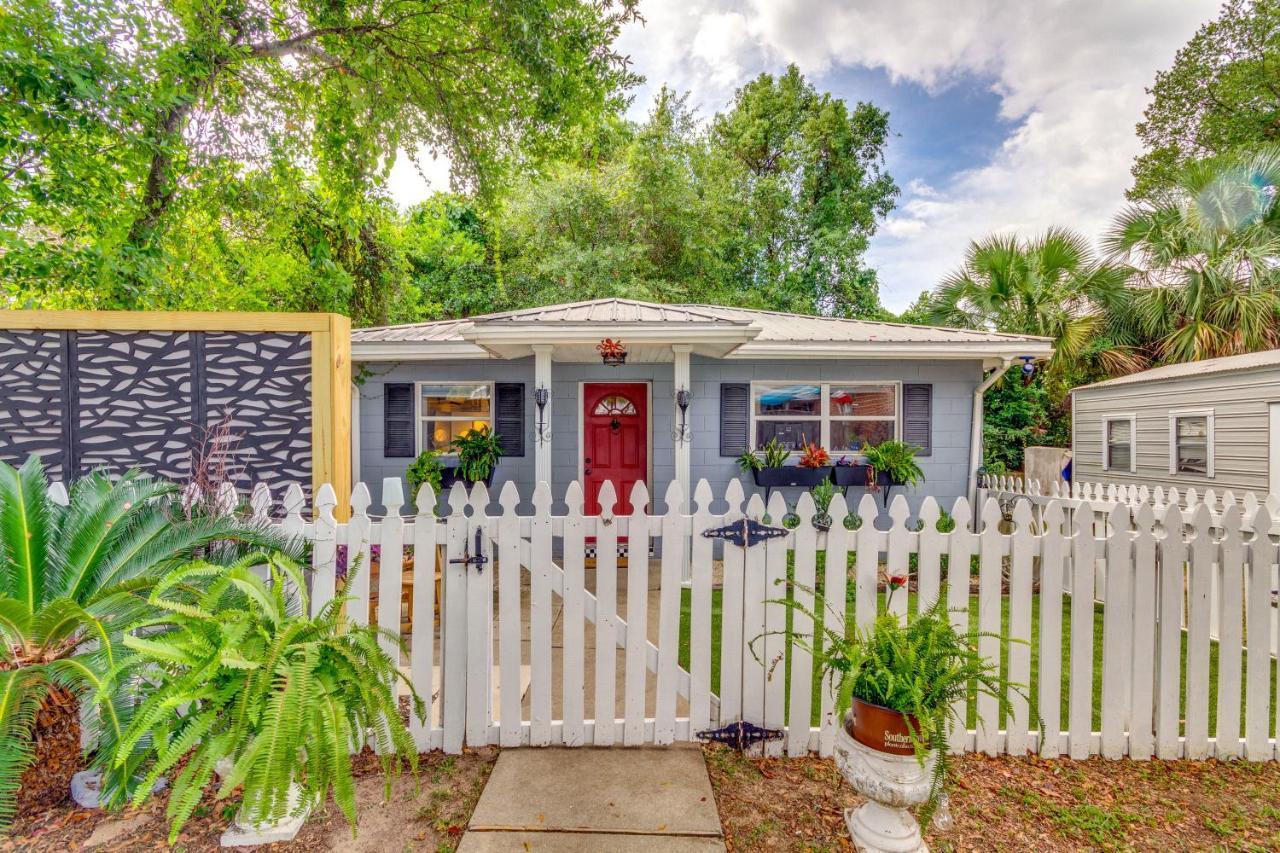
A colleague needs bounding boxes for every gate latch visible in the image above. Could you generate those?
[702,517,788,548]
[449,528,489,571]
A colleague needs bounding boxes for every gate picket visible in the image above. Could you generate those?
[347,483,373,627]
[497,483,523,747]
[688,481,715,734]
[853,493,880,631]
[623,482,651,746]
[441,485,469,754]
[1006,501,1034,756]
[762,489,788,757]
[378,479,406,665]
[409,484,438,750]
[529,483,554,747]
[561,483,587,747]
[946,497,974,754]
[1246,510,1275,760]
[1185,504,1214,759]
[976,499,1004,755]
[593,482,619,746]
[718,482,747,725]
[1155,504,1186,759]
[654,482,684,744]
[1128,504,1157,760]
[1215,505,1244,759]
[311,484,338,617]
[1038,503,1066,758]
[465,483,493,749]
[741,492,768,754]
[1068,501,1095,760]
[916,497,942,612]
[1101,503,1132,760]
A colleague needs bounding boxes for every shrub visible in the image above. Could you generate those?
[108,552,423,842]
[406,449,444,499]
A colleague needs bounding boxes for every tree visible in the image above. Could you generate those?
[927,227,1136,387]
[1130,0,1280,200]
[1107,147,1280,363]
[711,65,898,317]
[401,194,500,320]
[1,0,640,308]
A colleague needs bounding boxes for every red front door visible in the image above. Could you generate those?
[583,383,648,515]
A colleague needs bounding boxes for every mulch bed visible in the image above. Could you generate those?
[705,744,1280,852]
[3,748,497,852]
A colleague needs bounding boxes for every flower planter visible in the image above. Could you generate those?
[440,467,495,490]
[832,463,876,488]
[752,466,833,488]
[848,696,920,756]
[220,781,311,847]
[835,716,935,853]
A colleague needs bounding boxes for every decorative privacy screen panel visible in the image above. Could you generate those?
[0,328,312,492]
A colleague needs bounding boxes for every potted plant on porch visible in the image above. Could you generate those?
[780,586,1024,851]
[441,425,504,489]
[750,438,833,488]
[861,439,925,490]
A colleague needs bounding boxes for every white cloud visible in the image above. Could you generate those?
[616,0,1219,310]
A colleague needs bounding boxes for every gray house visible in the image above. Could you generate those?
[350,299,1052,513]
[1072,349,1280,497]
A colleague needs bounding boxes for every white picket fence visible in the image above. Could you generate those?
[209,475,1280,764]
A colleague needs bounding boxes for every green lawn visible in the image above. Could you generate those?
[677,566,1277,737]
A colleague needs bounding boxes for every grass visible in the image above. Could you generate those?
[677,555,1278,738]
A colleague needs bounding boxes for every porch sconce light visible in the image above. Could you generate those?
[597,338,627,367]
[533,386,551,444]
[672,387,692,443]
[1019,355,1036,383]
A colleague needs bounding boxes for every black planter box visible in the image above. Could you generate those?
[832,464,877,487]
[753,466,833,488]
[440,467,495,490]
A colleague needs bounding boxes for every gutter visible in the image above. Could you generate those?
[969,357,1015,506]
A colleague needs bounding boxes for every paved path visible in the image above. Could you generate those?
[457,744,726,851]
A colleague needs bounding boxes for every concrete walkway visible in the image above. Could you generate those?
[457,744,726,851]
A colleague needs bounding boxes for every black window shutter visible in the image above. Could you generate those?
[383,383,416,458]
[902,383,932,456]
[720,383,751,456]
[494,382,525,457]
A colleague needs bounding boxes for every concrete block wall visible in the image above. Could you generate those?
[356,355,983,517]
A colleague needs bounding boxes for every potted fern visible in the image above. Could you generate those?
[107,552,423,844]
[442,425,503,488]
[752,438,832,488]
[862,439,925,489]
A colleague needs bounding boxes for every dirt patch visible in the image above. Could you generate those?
[704,744,1280,852]
[2,748,497,852]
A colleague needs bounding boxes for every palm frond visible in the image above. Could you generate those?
[0,667,49,830]
[0,457,50,613]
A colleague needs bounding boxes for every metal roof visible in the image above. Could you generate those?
[352,298,1050,346]
[1074,348,1280,392]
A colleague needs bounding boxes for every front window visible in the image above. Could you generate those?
[420,383,491,453]
[1104,417,1134,471]
[1174,415,1210,475]
[752,382,898,452]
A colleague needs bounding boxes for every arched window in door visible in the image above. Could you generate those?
[592,394,638,416]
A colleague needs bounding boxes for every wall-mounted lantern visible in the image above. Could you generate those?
[672,387,692,443]
[534,386,551,444]
[597,338,627,367]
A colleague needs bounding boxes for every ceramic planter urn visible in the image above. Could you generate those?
[835,713,935,853]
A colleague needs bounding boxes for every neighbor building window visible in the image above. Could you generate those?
[420,382,491,453]
[752,382,898,452]
[1170,411,1213,477]
[1103,415,1135,472]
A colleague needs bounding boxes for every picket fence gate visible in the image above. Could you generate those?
[175,475,1280,763]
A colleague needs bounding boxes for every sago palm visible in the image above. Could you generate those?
[927,227,1138,379]
[1105,147,1280,363]
[0,456,286,828]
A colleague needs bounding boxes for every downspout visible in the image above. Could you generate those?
[969,358,1015,505]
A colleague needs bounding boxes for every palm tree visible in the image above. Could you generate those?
[926,227,1139,380]
[1105,148,1280,363]
[0,456,286,828]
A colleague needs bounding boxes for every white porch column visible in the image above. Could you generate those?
[672,344,692,512]
[533,344,553,489]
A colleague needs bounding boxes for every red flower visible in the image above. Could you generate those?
[888,574,908,589]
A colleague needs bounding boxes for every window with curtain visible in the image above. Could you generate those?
[1104,417,1133,471]
[1174,415,1209,474]
[420,383,491,452]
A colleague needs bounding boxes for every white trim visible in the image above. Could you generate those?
[1102,413,1137,473]
[748,380,901,454]
[353,341,493,361]
[727,340,1053,361]
[415,380,496,457]
[1168,408,1215,478]
[1269,403,1280,498]
[576,381,654,502]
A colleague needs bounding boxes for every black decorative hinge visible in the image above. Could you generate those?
[449,528,489,571]
[696,720,784,752]
[702,517,788,548]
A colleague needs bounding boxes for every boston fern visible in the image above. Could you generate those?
[450,426,503,482]
[107,552,423,842]
[768,594,1029,826]
[0,456,285,830]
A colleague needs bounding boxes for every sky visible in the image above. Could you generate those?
[387,0,1222,312]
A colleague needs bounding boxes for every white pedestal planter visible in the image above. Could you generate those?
[219,783,311,848]
[834,724,935,853]
[70,770,167,809]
